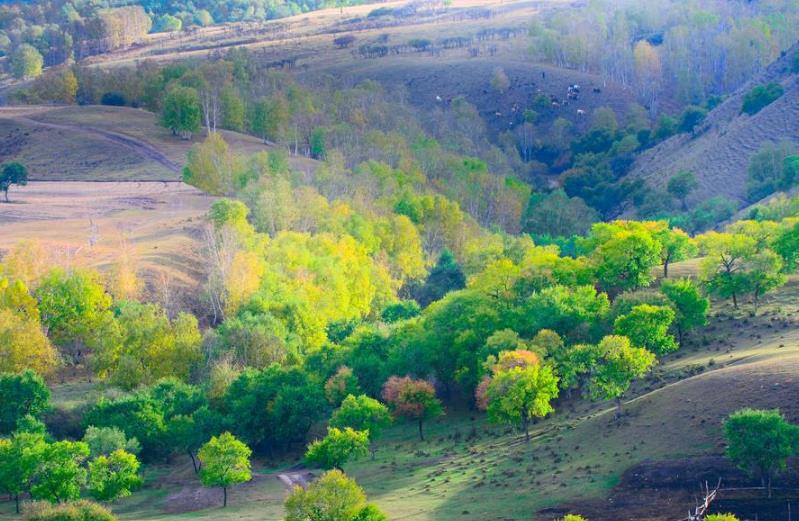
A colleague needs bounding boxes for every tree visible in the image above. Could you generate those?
[23,500,116,520]
[655,226,697,277]
[592,230,661,294]
[35,268,113,361]
[1,162,29,203]
[0,370,50,435]
[485,363,559,441]
[304,427,369,470]
[161,86,201,139]
[661,278,709,345]
[381,376,443,441]
[613,304,677,355]
[723,409,798,498]
[667,172,698,211]
[677,106,707,133]
[741,82,784,115]
[0,431,47,513]
[586,336,656,419]
[773,221,799,272]
[31,440,90,503]
[82,426,141,458]
[10,44,43,79]
[183,133,244,196]
[325,367,361,406]
[329,394,392,457]
[491,67,510,94]
[198,432,252,507]
[412,250,466,307]
[699,232,757,308]
[250,97,288,144]
[0,310,58,377]
[705,515,739,521]
[284,469,386,521]
[88,449,142,501]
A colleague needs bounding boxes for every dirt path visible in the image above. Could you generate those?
[277,471,315,490]
[5,114,181,174]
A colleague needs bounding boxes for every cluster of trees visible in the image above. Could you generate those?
[529,0,799,109]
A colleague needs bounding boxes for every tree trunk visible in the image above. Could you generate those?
[523,415,530,442]
[732,292,738,309]
[15,494,20,514]
[615,397,623,420]
[188,450,199,474]
[663,261,669,278]
[4,190,8,203]
[768,475,772,499]
[223,486,228,507]
[677,326,684,347]
[418,418,424,441]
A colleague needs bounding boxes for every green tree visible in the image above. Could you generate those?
[586,335,656,419]
[667,172,698,211]
[655,226,697,277]
[412,249,466,307]
[0,309,57,376]
[324,367,361,406]
[485,363,559,441]
[161,86,202,139]
[741,82,784,115]
[699,232,757,308]
[381,376,443,441]
[82,425,141,458]
[592,230,661,293]
[31,440,90,503]
[705,515,739,521]
[723,409,798,498]
[613,304,677,355]
[0,370,50,435]
[677,106,707,133]
[0,431,47,513]
[10,44,43,79]
[250,96,288,144]
[772,221,799,272]
[182,133,244,196]
[329,394,392,457]
[198,432,252,507]
[0,162,29,203]
[304,427,369,470]
[88,449,142,501]
[660,278,709,345]
[284,469,385,521]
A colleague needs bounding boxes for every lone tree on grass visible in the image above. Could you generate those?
[382,376,443,441]
[284,469,387,521]
[329,394,392,458]
[723,408,798,498]
[304,427,369,471]
[198,432,252,507]
[586,335,656,419]
[0,162,28,203]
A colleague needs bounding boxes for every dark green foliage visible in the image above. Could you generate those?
[667,171,698,209]
[0,370,50,435]
[100,92,127,106]
[0,162,28,203]
[746,142,799,202]
[741,82,784,115]
[222,365,326,451]
[380,300,421,323]
[724,409,799,497]
[677,105,707,133]
[772,221,799,272]
[410,250,466,307]
[522,190,598,237]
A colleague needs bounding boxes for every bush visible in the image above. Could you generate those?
[100,92,127,106]
[678,105,707,133]
[791,51,799,74]
[741,82,784,115]
[24,500,116,521]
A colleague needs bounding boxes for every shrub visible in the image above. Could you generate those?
[741,82,784,115]
[678,105,707,133]
[24,500,116,521]
[100,92,127,106]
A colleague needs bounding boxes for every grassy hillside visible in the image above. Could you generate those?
[0,105,315,181]
[629,42,799,208]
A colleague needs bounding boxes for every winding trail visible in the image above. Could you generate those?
[9,115,181,173]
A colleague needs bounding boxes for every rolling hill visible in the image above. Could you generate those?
[628,41,799,208]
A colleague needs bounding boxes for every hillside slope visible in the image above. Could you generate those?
[0,105,316,181]
[628,41,799,206]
